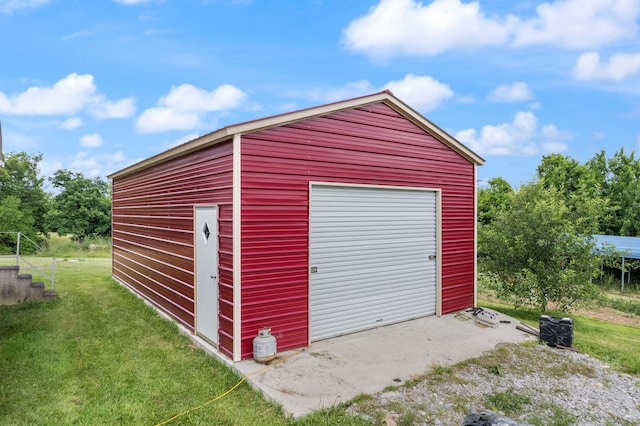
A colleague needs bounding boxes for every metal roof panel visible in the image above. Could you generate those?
[593,234,640,259]
[108,91,484,180]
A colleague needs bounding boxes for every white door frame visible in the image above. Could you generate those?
[195,205,219,346]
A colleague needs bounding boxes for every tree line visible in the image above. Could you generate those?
[478,148,640,312]
[3,148,638,312]
[0,152,111,253]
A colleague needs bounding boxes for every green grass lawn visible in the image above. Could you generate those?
[0,258,372,425]
[3,257,637,425]
[0,258,289,425]
[480,300,640,375]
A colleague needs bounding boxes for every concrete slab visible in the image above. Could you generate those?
[235,310,533,418]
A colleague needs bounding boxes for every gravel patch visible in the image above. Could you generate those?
[348,343,640,425]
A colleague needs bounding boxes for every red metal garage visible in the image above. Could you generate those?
[109,91,484,361]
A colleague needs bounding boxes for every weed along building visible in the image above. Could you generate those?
[109,91,484,362]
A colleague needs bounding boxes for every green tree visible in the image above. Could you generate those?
[584,150,609,191]
[45,170,111,241]
[479,181,601,312]
[536,153,586,194]
[604,149,640,236]
[478,177,513,226]
[0,196,37,253]
[0,152,48,253]
[537,153,609,234]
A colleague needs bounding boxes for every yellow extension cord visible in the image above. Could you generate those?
[154,349,303,425]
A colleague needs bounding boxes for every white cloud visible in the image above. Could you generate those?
[89,97,136,119]
[80,133,103,148]
[305,74,453,112]
[161,84,247,113]
[541,124,569,140]
[38,158,64,183]
[0,0,50,14]
[384,74,453,111]
[455,111,570,156]
[573,51,640,81]
[136,83,247,133]
[10,130,127,181]
[70,153,105,178]
[540,124,570,152]
[59,117,83,130]
[136,108,201,133]
[61,150,127,179]
[456,111,538,156]
[343,0,640,58]
[343,0,514,58]
[513,0,640,49]
[488,82,534,102]
[0,73,137,120]
[0,73,97,115]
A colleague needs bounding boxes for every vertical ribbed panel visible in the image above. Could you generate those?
[111,100,478,361]
[240,102,475,358]
[310,184,437,341]
[111,140,235,357]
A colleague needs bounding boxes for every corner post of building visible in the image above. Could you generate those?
[232,133,242,361]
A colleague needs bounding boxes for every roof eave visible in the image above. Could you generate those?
[108,91,484,180]
[107,127,234,179]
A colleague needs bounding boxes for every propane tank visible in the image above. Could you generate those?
[253,327,277,363]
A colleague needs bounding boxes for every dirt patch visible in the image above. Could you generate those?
[308,351,335,360]
[574,305,640,327]
[480,290,640,327]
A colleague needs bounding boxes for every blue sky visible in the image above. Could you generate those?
[1,0,639,187]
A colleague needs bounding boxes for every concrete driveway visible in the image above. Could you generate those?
[233,310,532,417]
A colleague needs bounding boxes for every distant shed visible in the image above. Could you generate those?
[593,234,640,290]
[593,234,640,259]
[108,91,485,361]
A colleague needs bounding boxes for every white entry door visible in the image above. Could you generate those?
[195,206,219,345]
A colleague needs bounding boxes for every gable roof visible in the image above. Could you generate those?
[109,90,484,180]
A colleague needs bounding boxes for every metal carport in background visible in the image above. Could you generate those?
[593,234,640,291]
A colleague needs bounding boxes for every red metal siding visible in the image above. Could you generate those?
[112,140,235,358]
[239,103,475,358]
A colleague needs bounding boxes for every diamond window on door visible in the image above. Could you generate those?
[202,221,211,244]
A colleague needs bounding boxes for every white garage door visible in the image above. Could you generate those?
[310,184,438,341]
